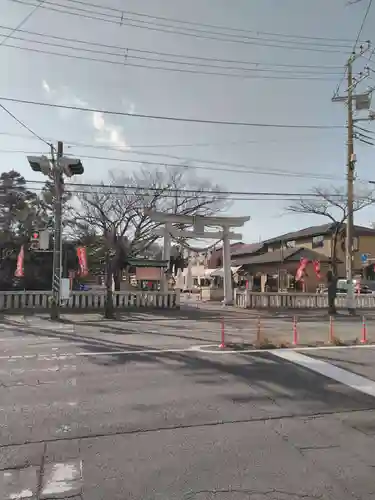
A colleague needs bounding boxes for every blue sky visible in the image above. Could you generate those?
[0,0,374,242]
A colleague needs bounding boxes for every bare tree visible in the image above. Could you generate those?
[67,165,229,290]
[287,185,374,273]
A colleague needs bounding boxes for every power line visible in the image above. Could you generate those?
[40,0,367,45]
[7,0,353,53]
[25,184,338,203]
[25,178,370,200]
[0,147,344,181]
[0,29,345,77]
[0,25,347,70]
[332,0,373,98]
[0,130,343,150]
[353,0,373,49]
[0,105,52,148]
[0,96,346,129]
[0,43,342,81]
[0,0,44,47]
[69,153,343,181]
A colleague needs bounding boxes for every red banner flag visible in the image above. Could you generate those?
[313,260,321,279]
[76,247,88,276]
[14,245,24,278]
[295,257,309,281]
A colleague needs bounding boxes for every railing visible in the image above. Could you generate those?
[0,290,180,312]
[234,290,375,309]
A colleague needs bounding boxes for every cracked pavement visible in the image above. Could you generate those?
[1,311,375,498]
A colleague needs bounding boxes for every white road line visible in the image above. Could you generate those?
[0,347,194,360]
[0,344,374,361]
[41,460,83,498]
[191,344,375,354]
[273,350,375,398]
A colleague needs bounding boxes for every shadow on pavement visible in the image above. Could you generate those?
[2,319,375,414]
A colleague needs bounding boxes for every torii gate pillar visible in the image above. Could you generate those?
[148,212,250,306]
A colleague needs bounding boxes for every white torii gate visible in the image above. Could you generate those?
[147,211,250,305]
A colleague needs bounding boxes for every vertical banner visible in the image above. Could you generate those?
[76,247,89,276]
[312,260,321,279]
[14,245,24,278]
[295,257,309,281]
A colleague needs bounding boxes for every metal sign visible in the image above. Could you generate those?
[361,253,369,264]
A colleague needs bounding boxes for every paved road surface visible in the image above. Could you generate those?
[2,314,375,498]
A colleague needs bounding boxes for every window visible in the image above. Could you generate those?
[285,240,296,248]
[312,235,324,248]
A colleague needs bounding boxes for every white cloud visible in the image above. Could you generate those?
[41,80,88,118]
[42,80,50,93]
[92,111,129,150]
[93,111,105,131]
[41,79,130,149]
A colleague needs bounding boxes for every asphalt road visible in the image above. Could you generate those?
[2,315,375,499]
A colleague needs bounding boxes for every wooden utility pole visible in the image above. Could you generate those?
[346,57,356,314]
[332,43,371,314]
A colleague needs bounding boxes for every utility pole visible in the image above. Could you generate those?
[51,141,64,320]
[346,57,356,314]
[332,43,371,314]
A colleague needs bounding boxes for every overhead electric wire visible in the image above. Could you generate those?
[0,130,342,150]
[0,25,346,71]
[0,0,43,47]
[0,105,52,148]
[0,96,346,130]
[24,185,336,203]
[333,0,373,97]
[41,0,367,45]
[353,0,373,49]
[0,29,345,77]
[63,153,343,181]
[0,43,342,80]
[7,0,353,53]
[24,179,371,201]
[0,147,343,181]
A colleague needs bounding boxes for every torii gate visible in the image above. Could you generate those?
[147,211,250,305]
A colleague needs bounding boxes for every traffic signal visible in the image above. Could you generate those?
[27,155,52,175]
[59,157,84,177]
[30,230,50,250]
[30,232,40,250]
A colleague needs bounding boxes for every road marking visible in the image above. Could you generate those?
[0,347,195,360]
[41,460,83,498]
[273,350,375,398]
[0,344,374,362]
[2,467,38,499]
[191,344,375,354]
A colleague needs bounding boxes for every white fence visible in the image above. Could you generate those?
[234,290,375,309]
[0,290,180,312]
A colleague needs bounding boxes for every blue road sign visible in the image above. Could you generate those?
[361,253,369,263]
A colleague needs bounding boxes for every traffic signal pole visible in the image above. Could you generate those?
[51,141,63,320]
[27,142,84,320]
